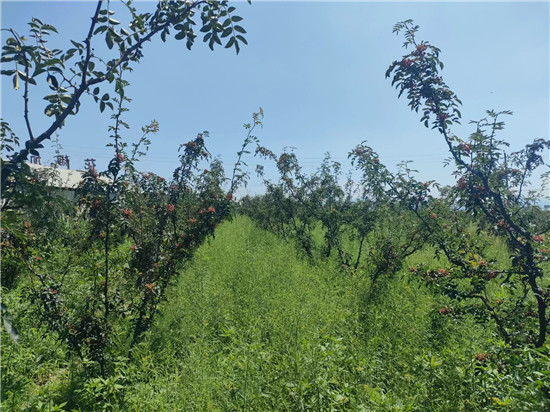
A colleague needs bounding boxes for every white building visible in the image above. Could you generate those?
[26,162,85,201]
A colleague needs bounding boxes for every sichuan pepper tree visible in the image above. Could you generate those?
[385,20,550,347]
[348,145,428,282]
[251,145,424,276]
[1,0,251,366]
[253,149,355,262]
[254,148,318,258]
[14,108,261,377]
[1,0,249,194]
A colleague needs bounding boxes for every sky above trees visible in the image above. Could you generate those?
[2,1,549,196]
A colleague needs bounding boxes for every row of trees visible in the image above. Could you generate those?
[240,149,425,283]
[239,20,550,350]
[2,115,261,375]
[1,0,256,378]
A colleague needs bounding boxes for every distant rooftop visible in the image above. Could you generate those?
[27,162,85,190]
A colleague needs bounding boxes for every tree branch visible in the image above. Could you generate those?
[1,1,207,190]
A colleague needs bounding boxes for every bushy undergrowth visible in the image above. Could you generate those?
[4,216,548,411]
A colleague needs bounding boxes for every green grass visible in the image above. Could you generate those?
[121,216,488,411]
[4,216,547,411]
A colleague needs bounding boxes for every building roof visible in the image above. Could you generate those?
[27,163,85,190]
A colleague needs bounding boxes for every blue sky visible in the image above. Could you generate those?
[2,1,549,196]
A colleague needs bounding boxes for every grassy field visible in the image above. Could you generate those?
[2,216,546,411]
[122,216,490,411]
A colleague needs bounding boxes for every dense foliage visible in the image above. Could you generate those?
[1,7,549,411]
[240,20,550,350]
[384,20,550,348]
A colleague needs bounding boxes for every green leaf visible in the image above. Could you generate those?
[233,25,246,34]
[63,48,77,61]
[231,16,243,22]
[200,23,212,33]
[225,36,236,49]
[213,32,222,46]
[106,31,114,49]
[43,94,58,102]
[175,31,186,40]
[236,35,247,45]
[70,40,84,49]
[47,74,59,88]
[42,24,58,33]
[94,25,108,35]
[43,58,62,67]
[60,94,72,104]
[44,104,56,116]
[13,73,19,90]
[221,27,232,38]
[16,70,37,85]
